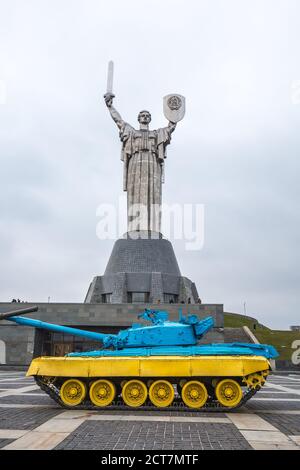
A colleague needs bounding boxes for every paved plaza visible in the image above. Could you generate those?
[0,371,299,450]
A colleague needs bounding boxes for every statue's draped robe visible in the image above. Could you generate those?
[119,123,173,233]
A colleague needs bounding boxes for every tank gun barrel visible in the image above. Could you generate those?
[9,316,112,342]
[0,307,115,344]
[0,306,38,320]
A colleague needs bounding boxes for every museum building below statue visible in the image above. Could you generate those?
[85,232,199,304]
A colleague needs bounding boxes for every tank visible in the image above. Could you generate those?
[0,307,278,411]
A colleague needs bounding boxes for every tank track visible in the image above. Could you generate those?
[35,377,258,412]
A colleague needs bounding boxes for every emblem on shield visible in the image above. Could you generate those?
[163,94,186,122]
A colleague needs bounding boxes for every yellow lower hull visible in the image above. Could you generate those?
[26,355,270,379]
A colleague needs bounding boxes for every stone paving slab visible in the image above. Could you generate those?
[3,431,70,450]
[0,382,33,391]
[227,413,278,431]
[35,416,87,433]
[0,429,28,438]
[0,385,39,398]
[258,390,298,394]
[270,378,300,382]
[276,385,300,389]
[260,410,300,415]
[0,395,53,405]
[245,401,300,411]
[265,383,300,396]
[0,439,14,449]
[268,384,300,388]
[0,408,62,430]
[0,404,57,409]
[70,409,228,418]
[257,394,300,399]
[290,436,300,445]
[54,420,252,450]
[0,384,35,387]
[248,441,298,450]
[86,414,231,424]
[0,377,31,381]
[258,413,300,436]
[239,430,292,444]
[251,398,300,402]
[227,412,299,450]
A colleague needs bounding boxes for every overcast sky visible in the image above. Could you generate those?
[0,0,299,329]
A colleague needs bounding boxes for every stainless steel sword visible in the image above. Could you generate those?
[106,60,114,94]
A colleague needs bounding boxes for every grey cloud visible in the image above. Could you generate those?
[0,0,299,328]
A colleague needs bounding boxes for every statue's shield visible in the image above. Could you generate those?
[163,94,186,122]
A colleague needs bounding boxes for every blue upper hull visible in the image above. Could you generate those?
[68,342,278,359]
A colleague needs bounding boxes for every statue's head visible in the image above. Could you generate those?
[138,110,151,125]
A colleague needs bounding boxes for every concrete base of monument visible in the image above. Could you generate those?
[0,302,224,366]
[85,234,199,304]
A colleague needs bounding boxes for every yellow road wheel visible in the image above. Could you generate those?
[89,380,116,407]
[181,381,208,409]
[122,380,147,407]
[215,379,243,407]
[149,380,174,408]
[60,379,86,407]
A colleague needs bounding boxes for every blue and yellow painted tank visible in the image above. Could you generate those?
[0,307,278,410]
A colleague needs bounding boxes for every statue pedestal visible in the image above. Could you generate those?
[85,233,199,304]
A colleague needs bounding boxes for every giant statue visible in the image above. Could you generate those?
[104,61,185,234]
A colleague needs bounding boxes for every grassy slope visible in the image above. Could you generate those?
[224,313,300,361]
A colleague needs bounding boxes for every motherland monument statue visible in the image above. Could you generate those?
[104,61,185,235]
[85,62,199,304]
